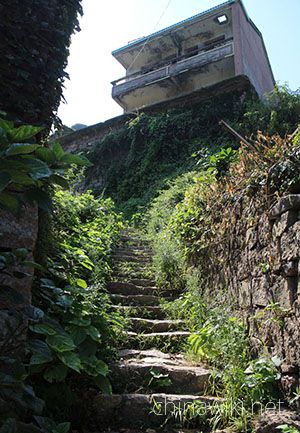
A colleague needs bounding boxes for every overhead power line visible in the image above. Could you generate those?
[127,0,173,73]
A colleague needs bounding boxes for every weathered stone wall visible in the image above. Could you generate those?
[206,193,300,400]
[0,204,39,356]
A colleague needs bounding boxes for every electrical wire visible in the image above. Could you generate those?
[127,0,173,73]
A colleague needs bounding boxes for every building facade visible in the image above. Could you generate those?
[111,0,275,113]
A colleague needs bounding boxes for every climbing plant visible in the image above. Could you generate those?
[0,0,82,129]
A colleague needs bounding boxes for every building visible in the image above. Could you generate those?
[111,0,275,113]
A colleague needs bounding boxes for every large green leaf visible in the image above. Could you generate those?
[75,278,87,289]
[0,192,21,213]
[21,157,52,180]
[43,364,68,383]
[9,125,43,142]
[60,153,92,167]
[5,143,39,156]
[67,325,87,345]
[0,171,11,192]
[86,325,101,342]
[52,142,65,160]
[46,333,75,353]
[68,317,91,327]
[57,351,82,373]
[0,118,14,131]
[35,147,56,164]
[29,339,53,365]
[82,356,108,377]
[9,170,35,186]
[30,323,57,336]
[30,351,53,366]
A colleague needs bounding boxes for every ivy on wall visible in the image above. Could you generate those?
[0,0,82,130]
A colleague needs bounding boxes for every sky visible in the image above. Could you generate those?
[58,0,300,128]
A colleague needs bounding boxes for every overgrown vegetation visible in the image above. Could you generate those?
[0,0,82,129]
[87,85,300,217]
[144,86,300,431]
[0,123,124,431]
[29,188,124,421]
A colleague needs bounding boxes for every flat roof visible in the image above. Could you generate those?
[112,0,236,56]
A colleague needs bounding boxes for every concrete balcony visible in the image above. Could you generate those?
[112,42,235,112]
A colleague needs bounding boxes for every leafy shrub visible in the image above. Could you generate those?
[29,188,124,418]
[0,117,90,214]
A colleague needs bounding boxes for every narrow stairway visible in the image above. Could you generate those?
[95,230,219,430]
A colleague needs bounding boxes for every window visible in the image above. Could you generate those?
[216,14,228,24]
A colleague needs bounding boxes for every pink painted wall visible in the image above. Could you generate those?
[232,1,275,98]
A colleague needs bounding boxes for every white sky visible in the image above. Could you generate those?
[58,0,300,128]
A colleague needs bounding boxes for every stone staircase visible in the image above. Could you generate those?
[93,230,220,431]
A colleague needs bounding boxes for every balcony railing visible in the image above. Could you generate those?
[112,41,234,98]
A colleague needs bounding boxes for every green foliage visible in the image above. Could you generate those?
[145,368,172,391]
[87,88,257,217]
[0,0,82,128]
[0,118,90,214]
[241,85,300,136]
[277,425,300,433]
[87,86,300,217]
[28,189,124,418]
[195,146,237,178]
[188,313,248,370]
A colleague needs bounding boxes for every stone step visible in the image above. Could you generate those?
[91,393,221,429]
[107,281,158,295]
[107,281,176,297]
[113,255,152,264]
[110,294,163,306]
[119,236,151,245]
[113,262,153,272]
[110,305,166,320]
[130,318,184,333]
[114,248,153,255]
[123,331,190,352]
[111,349,210,394]
[130,278,157,287]
[112,270,155,280]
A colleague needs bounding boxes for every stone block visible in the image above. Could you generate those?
[282,260,298,277]
[238,279,252,307]
[271,276,296,309]
[257,213,271,247]
[272,210,298,238]
[251,276,271,307]
[246,226,258,250]
[255,409,300,433]
[269,195,300,220]
[283,316,300,366]
[280,221,300,261]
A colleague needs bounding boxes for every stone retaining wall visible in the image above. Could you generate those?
[208,194,300,400]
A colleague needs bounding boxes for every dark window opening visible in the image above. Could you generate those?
[184,45,199,58]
